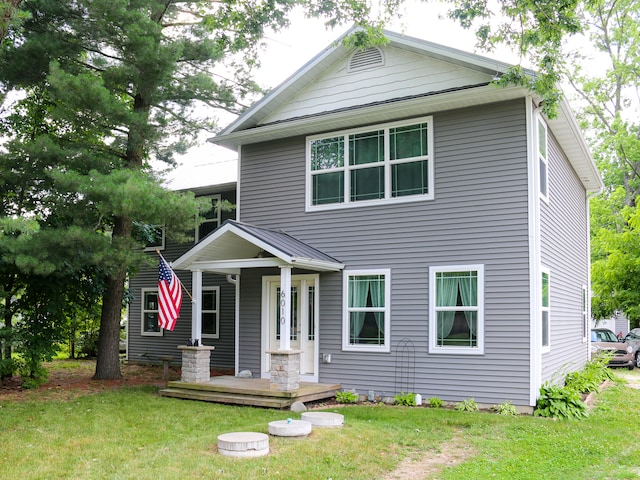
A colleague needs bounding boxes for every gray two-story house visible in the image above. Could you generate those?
[127,28,602,409]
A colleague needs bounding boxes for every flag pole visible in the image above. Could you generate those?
[156,249,195,303]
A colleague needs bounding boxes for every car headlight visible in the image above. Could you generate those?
[627,345,633,353]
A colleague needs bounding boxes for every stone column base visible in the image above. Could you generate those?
[267,349,302,392]
[178,345,215,383]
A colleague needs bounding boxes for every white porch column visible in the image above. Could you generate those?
[191,269,202,342]
[279,266,292,350]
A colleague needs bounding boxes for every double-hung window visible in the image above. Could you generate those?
[201,287,220,339]
[141,289,162,336]
[429,265,484,355]
[308,117,433,210]
[537,118,549,202]
[142,225,165,252]
[541,268,550,351]
[343,269,391,352]
[196,194,221,242]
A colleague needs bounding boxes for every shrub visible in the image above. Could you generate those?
[428,396,444,408]
[492,400,519,416]
[455,398,478,412]
[336,390,359,404]
[0,357,23,378]
[393,391,416,406]
[534,383,588,419]
[565,354,614,394]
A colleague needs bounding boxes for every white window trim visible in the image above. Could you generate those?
[195,194,222,242]
[201,286,220,339]
[541,266,551,353]
[537,117,549,204]
[141,288,163,337]
[143,225,165,252]
[306,116,434,212]
[342,269,391,353]
[429,264,484,355]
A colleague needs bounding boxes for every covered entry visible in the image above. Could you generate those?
[172,220,343,385]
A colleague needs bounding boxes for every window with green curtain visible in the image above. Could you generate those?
[348,274,385,345]
[313,171,344,205]
[392,160,428,197]
[308,118,432,207]
[351,166,384,201]
[349,130,383,165]
[390,123,428,159]
[435,271,478,347]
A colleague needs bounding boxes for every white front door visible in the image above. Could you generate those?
[262,274,318,381]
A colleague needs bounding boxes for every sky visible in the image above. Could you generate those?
[162,1,534,190]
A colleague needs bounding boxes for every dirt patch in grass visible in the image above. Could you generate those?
[383,432,476,480]
[0,359,182,402]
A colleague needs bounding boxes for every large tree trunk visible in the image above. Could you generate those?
[93,216,132,380]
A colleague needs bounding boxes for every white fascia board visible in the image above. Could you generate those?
[290,258,345,272]
[387,33,527,77]
[172,222,236,269]
[211,84,530,150]
[189,258,287,272]
[548,98,604,195]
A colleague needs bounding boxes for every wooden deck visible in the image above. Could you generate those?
[159,376,340,409]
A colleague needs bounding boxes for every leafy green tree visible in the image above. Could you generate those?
[564,0,640,323]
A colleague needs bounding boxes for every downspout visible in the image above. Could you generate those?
[226,274,240,375]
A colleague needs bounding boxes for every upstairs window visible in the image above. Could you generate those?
[537,118,549,202]
[307,117,434,210]
[196,194,221,242]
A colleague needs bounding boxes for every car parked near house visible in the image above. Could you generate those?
[591,328,635,370]
[623,329,640,368]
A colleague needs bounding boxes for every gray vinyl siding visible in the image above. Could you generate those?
[540,129,590,383]
[127,189,236,370]
[239,99,534,405]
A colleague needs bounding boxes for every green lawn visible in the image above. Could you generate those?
[1,369,639,479]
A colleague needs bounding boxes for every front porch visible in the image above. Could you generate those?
[159,376,340,409]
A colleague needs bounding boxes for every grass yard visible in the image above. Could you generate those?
[1,363,640,480]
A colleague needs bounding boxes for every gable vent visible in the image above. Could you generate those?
[348,47,385,73]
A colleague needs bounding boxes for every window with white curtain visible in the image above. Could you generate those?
[307,117,433,210]
[429,265,484,354]
[343,269,391,352]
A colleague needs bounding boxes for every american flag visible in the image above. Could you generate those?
[158,256,182,331]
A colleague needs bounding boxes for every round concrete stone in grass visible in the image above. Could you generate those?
[268,419,312,437]
[300,411,344,428]
[217,432,269,458]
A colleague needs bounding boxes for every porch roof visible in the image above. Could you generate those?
[171,220,344,274]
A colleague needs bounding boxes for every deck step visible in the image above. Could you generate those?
[159,388,291,408]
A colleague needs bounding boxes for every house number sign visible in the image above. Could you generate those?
[280,291,286,325]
